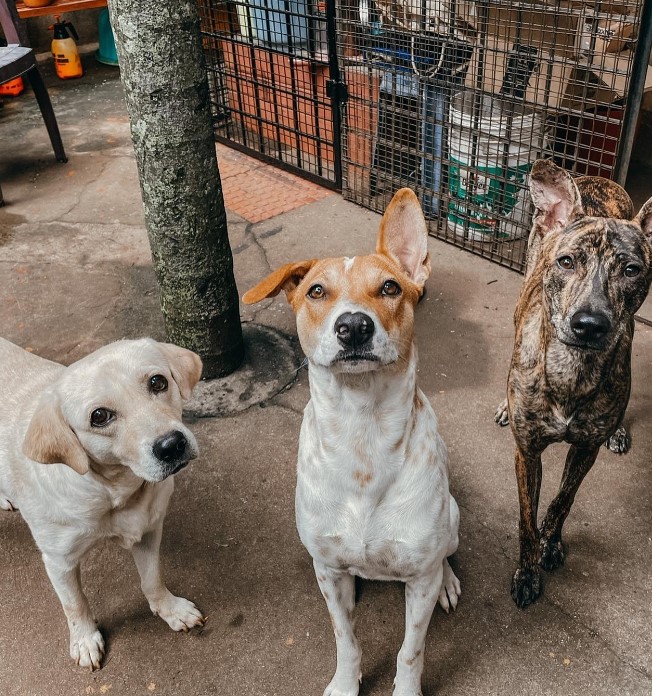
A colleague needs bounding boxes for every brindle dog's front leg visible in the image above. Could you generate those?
[512,445,543,608]
[539,444,601,571]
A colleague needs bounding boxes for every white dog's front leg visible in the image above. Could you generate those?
[313,560,362,696]
[393,565,444,696]
[130,524,204,632]
[42,553,105,670]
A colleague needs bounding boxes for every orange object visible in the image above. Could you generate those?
[23,0,54,7]
[0,76,25,96]
[50,15,83,79]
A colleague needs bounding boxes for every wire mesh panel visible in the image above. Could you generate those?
[338,0,645,271]
[198,0,338,187]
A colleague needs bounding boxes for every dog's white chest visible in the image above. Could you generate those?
[296,385,452,581]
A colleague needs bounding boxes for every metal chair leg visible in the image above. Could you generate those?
[26,66,68,163]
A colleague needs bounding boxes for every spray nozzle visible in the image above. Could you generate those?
[49,15,79,42]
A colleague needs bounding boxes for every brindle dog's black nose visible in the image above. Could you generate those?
[570,310,611,342]
[334,312,375,348]
[153,431,187,462]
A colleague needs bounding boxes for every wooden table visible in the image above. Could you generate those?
[16,0,107,19]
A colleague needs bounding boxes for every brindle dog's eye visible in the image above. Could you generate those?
[90,408,115,427]
[149,374,168,393]
[557,256,575,270]
[381,279,402,296]
[307,284,325,299]
[624,264,641,278]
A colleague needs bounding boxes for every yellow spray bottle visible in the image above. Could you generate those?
[50,15,83,79]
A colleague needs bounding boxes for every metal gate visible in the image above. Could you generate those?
[200,0,652,272]
[198,0,345,188]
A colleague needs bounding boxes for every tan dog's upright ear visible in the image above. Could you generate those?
[634,197,652,240]
[377,188,431,289]
[242,260,318,305]
[158,343,203,399]
[22,393,89,475]
[529,159,584,235]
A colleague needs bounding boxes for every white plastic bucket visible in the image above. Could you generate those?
[447,91,546,241]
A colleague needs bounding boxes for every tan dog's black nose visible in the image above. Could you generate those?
[153,431,188,462]
[570,310,611,343]
[335,312,375,348]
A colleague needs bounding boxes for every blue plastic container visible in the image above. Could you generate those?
[96,9,119,66]
[250,0,309,47]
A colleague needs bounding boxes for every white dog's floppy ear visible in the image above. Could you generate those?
[158,343,203,400]
[529,159,584,235]
[22,393,89,475]
[377,188,431,289]
[242,259,318,305]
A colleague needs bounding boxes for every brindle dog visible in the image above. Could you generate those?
[498,159,652,608]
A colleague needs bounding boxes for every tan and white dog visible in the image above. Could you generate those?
[0,337,204,670]
[244,189,460,696]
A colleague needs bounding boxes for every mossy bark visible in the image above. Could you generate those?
[108,0,243,378]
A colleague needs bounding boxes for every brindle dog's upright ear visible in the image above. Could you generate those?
[526,160,584,273]
[634,197,652,240]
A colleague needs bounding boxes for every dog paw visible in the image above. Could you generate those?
[511,567,542,608]
[494,400,509,427]
[605,426,630,454]
[0,497,16,511]
[393,686,422,696]
[323,673,361,696]
[438,559,461,613]
[70,628,105,671]
[539,537,565,571]
[151,593,205,632]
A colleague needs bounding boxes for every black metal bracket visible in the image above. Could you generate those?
[326,78,348,104]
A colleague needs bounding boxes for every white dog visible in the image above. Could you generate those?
[244,189,460,696]
[0,337,204,670]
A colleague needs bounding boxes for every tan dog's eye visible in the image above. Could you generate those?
[149,374,168,393]
[381,280,401,296]
[557,256,574,271]
[90,408,115,427]
[624,264,641,278]
[307,284,326,300]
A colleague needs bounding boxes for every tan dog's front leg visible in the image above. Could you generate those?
[313,560,361,696]
[130,524,204,632]
[511,446,543,608]
[42,553,105,670]
[393,565,443,696]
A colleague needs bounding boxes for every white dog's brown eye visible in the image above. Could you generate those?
[557,256,574,270]
[149,374,168,393]
[381,280,401,296]
[307,284,325,299]
[624,264,641,278]
[90,408,114,427]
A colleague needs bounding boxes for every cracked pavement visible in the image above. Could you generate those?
[0,57,651,696]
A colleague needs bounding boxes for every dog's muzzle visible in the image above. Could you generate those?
[335,311,375,349]
[153,430,191,476]
[569,309,612,347]
[333,311,380,365]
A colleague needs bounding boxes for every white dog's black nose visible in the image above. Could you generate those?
[335,312,375,348]
[570,310,611,342]
[153,431,188,462]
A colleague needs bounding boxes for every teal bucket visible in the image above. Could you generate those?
[96,9,118,66]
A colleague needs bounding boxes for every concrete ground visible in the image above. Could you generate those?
[1,56,652,696]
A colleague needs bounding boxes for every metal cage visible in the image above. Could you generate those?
[200,0,651,271]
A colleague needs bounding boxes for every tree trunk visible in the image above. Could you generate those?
[108,0,244,378]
